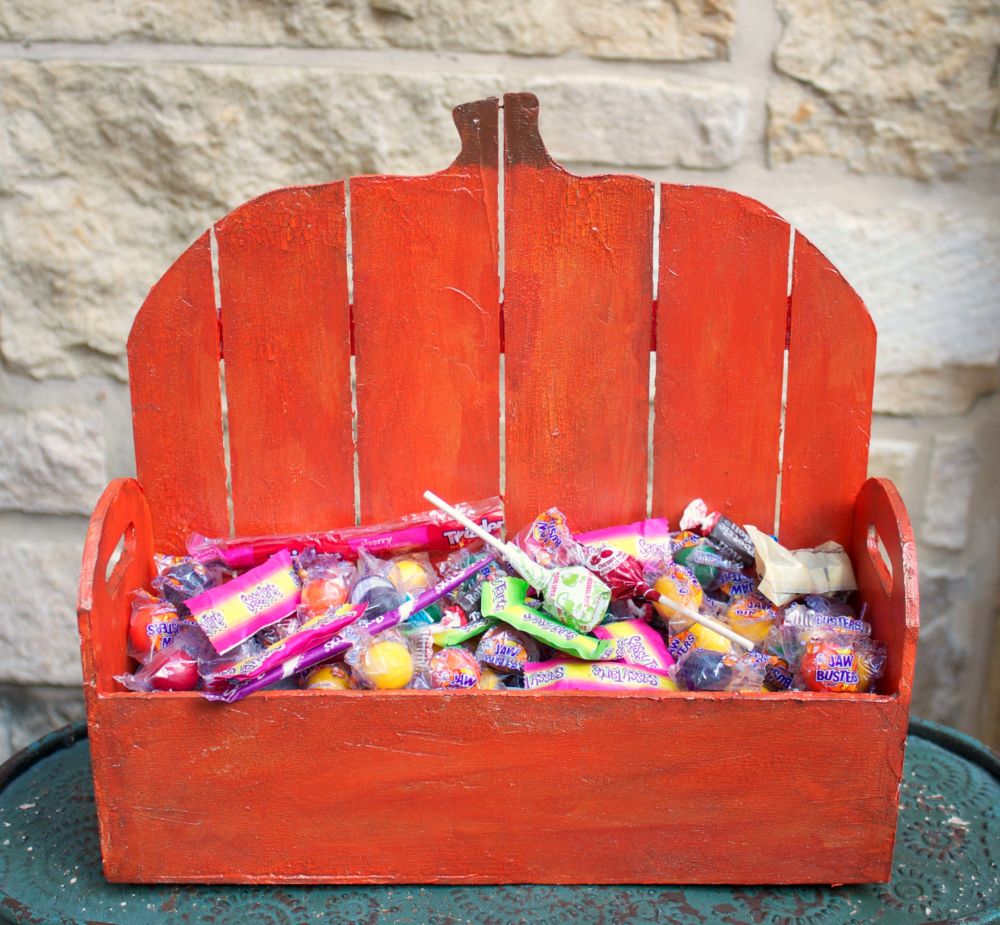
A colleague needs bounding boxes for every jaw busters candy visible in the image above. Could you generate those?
[481,577,616,661]
[187,497,504,570]
[187,549,302,655]
[524,658,678,692]
[475,625,539,674]
[428,647,481,690]
[593,619,674,672]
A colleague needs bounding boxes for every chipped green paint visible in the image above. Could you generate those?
[0,719,996,924]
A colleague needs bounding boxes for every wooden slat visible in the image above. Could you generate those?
[215,184,353,536]
[781,232,876,547]
[503,92,653,534]
[352,98,500,522]
[654,187,790,532]
[127,232,228,552]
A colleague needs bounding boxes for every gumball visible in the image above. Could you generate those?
[360,639,414,689]
[388,558,431,595]
[675,648,733,691]
[725,594,777,647]
[303,664,352,691]
[429,647,481,690]
[350,576,403,619]
[150,648,200,691]
[128,602,182,658]
[801,639,866,693]
[652,564,703,622]
[300,575,349,617]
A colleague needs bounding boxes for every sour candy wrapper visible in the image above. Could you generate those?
[524,658,677,692]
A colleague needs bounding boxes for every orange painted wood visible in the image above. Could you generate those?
[654,187,790,532]
[215,184,354,535]
[503,92,653,533]
[87,688,905,884]
[127,233,228,553]
[352,98,501,522]
[77,478,155,695]
[780,232,876,548]
[852,478,919,704]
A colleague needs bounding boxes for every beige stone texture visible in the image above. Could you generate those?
[922,433,979,550]
[785,204,1000,415]
[0,539,85,686]
[0,61,748,380]
[769,0,1000,178]
[0,0,735,61]
[0,407,106,514]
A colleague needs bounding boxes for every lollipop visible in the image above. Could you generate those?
[423,491,611,634]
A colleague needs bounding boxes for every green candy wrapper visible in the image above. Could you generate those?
[481,577,615,661]
[504,546,610,634]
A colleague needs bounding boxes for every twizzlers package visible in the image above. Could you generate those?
[187,549,302,654]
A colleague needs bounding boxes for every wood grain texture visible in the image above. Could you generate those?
[127,233,228,553]
[215,184,353,536]
[503,93,654,534]
[780,232,876,548]
[89,688,905,884]
[77,478,155,695]
[654,186,790,532]
[352,98,500,522]
[852,477,919,704]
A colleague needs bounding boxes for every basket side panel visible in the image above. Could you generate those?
[90,692,905,885]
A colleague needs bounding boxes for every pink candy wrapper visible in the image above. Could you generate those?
[187,549,302,654]
[523,658,677,692]
[202,603,365,689]
[593,619,674,672]
[576,518,672,569]
[188,497,503,570]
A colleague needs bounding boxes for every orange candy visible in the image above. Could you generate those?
[300,576,350,617]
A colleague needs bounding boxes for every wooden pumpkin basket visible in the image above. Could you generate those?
[78,93,919,885]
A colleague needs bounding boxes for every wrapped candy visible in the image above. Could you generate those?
[799,633,886,693]
[347,627,415,690]
[725,594,779,647]
[593,619,674,672]
[116,625,209,692]
[680,498,756,567]
[524,658,677,692]
[187,497,504,569]
[302,663,353,691]
[152,554,223,615]
[187,549,302,654]
[475,625,539,674]
[127,591,184,660]
[428,647,481,690]
[297,553,355,619]
[671,648,765,692]
[576,518,672,571]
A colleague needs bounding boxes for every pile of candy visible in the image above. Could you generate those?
[117,492,886,702]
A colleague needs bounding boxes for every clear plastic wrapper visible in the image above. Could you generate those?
[116,624,211,692]
[725,593,779,647]
[301,663,354,690]
[349,551,407,619]
[152,554,224,615]
[524,658,677,692]
[386,554,435,596]
[187,497,504,569]
[670,647,765,692]
[651,564,704,620]
[345,627,415,690]
[799,632,886,693]
[297,552,356,619]
[475,625,539,674]
[428,646,481,690]
[436,550,506,613]
[127,590,184,661]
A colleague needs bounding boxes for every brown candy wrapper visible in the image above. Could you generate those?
[745,526,857,607]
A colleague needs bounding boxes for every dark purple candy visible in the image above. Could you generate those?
[676,648,733,691]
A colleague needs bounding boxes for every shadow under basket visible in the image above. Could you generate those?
[77,93,918,885]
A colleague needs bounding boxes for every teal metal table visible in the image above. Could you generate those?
[0,719,997,925]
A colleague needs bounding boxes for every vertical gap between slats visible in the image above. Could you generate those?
[773,225,795,539]
[647,182,661,519]
[345,179,361,526]
[210,225,235,537]
[497,98,507,518]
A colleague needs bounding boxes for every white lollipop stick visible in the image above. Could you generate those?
[424,490,510,554]
[645,593,755,651]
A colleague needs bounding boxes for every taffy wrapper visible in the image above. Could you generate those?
[593,619,674,672]
[188,497,504,570]
[481,577,615,661]
[524,658,677,692]
[187,549,302,654]
[201,603,365,688]
[745,526,857,607]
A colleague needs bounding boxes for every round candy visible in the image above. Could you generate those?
[359,639,414,690]
[128,602,183,658]
[428,646,481,690]
[475,625,537,673]
[350,576,403,619]
[688,621,733,653]
[652,564,704,620]
[149,648,200,692]
[300,575,350,617]
[303,664,352,691]
[675,648,733,691]
[725,594,777,646]
[389,558,432,595]
[801,639,874,693]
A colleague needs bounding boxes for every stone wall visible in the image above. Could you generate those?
[1,0,997,758]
